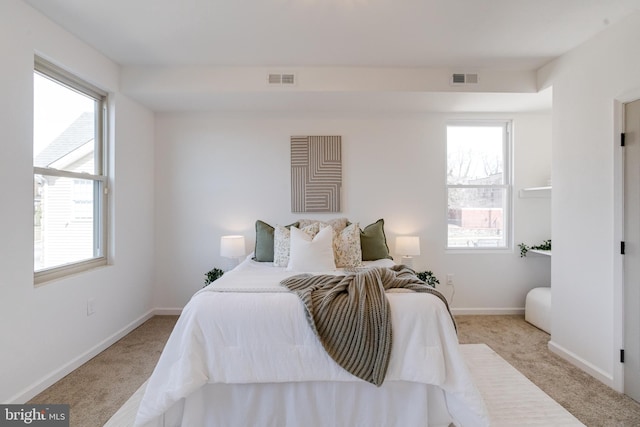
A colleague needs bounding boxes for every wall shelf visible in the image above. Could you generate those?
[519,186,551,198]
[529,249,552,257]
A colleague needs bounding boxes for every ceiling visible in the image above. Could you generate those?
[22,0,640,112]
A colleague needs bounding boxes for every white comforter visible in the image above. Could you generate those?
[134,258,489,426]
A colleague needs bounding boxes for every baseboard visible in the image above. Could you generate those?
[160,306,520,317]
[158,307,520,317]
[548,340,614,388]
[9,309,156,404]
[149,307,571,319]
[158,306,518,317]
[452,307,525,315]
[153,308,182,316]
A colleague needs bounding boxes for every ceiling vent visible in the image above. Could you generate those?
[267,72,297,86]
[450,73,479,85]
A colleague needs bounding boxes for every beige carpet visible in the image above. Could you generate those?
[28,316,178,427]
[104,343,584,427]
[461,344,583,426]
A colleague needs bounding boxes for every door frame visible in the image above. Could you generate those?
[614,89,640,393]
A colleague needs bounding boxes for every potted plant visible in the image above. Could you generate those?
[204,267,224,286]
[416,270,440,288]
[518,239,551,257]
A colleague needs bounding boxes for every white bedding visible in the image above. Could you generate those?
[134,257,490,427]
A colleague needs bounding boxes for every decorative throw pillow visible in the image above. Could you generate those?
[333,222,362,268]
[297,217,349,232]
[287,225,336,272]
[253,220,299,262]
[360,219,392,261]
[273,222,320,267]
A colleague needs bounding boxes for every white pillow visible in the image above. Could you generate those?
[273,222,320,267]
[287,225,336,272]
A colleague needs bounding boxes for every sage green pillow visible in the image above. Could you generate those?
[360,219,392,261]
[253,220,299,262]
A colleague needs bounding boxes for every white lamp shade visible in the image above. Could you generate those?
[395,236,420,256]
[220,235,246,258]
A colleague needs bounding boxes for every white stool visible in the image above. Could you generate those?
[525,287,551,333]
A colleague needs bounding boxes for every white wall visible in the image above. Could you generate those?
[154,112,551,312]
[0,0,156,403]
[538,11,640,388]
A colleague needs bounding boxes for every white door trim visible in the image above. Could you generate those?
[613,98,625,393]
[614,88,640,394]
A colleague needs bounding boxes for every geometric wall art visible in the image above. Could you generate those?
[291,135,342,212]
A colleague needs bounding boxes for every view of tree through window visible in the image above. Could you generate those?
[447,123,511,248]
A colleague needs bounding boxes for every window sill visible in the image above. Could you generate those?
[34,257,108,286]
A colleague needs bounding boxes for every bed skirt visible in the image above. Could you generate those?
[141,381,463,427]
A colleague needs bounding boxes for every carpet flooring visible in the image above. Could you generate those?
[28,314,640,426]
[28,316,177,426]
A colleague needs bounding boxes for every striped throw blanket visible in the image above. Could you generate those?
[280,265,454,386]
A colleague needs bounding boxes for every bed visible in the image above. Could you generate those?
[134,219,490,427]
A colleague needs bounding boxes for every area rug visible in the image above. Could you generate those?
[459,344,584,426]
[104,344,584,426]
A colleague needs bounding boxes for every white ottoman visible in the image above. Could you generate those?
[525,287,551,334]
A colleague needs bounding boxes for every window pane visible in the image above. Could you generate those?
[33,73,97,174]
[34,175,100,271]
[33,58,107,282]
[447,187,507,248]
[447,126,504,185]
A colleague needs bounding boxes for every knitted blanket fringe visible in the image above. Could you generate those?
[280,265,454,386]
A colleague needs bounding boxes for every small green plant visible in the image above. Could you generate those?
[518,239,551,257]
[204,267,224,286]
[416,270,440,288]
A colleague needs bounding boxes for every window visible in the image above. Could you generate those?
[446,121,511,249]
[33,57,108,284]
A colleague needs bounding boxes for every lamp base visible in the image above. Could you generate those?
[400,256,414,269]
[226,257,240,271]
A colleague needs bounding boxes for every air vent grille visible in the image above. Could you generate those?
[450,73,479,85]
[465,73,478,84]
[281,74,295,85]
[268,72,296,86]
[452,73,466,84]
[268,74,282,84]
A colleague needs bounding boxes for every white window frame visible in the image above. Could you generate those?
[34,56,109,285]
[445,119,513,252]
